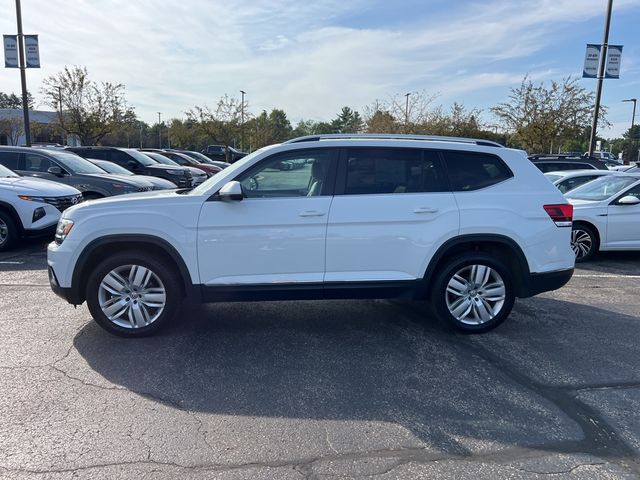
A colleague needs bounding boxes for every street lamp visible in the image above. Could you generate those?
[622,98,637,130]
[404,93,410,132]
[157,112,162,148]
[240,90,246,151]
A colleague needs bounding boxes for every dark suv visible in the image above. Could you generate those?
[0,146,154,200]
[68,147,193,188]
[528,154,609,172]
[203,145,247,163]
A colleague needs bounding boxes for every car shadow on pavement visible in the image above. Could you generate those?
[72,296,640,458]
[576,251,640,274]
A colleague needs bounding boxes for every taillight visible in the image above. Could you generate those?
[544,204,573,227]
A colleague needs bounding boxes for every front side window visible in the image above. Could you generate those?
[344,148,446,195]
[444,151,513,191]
[238,149,334,198]
[557,176,598,194]
[24,153,55,173]
[566,176,639,201]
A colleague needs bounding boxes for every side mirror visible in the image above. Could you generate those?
[218,181,244,201]
[47,166,64,176]
[617,195,640,206]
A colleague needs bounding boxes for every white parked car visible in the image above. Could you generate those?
[566,174,640,261]
[544,169,618,194]
[47,134,575,337]
[0,163,82,251]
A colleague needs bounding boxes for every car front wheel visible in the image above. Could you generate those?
[86,252,181,337]
[430,254,515,333]
[0,211,17,252]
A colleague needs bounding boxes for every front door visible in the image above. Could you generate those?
[606,184,640,248]
[197,148,337,287]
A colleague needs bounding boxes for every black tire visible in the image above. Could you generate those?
[85,252,182,337]
[571,223,598,263]
[0,210,18,252]
[430,253,515,333]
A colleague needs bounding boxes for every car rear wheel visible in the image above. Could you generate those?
[430,254,515,333]
[86,252,181,337]
[0,211,18,252]
[571,224,597,262]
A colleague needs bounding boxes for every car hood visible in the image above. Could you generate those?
[147,164,188,174]
[85,173,152,187]
[185,166,207,177]
[138,176,177,189]
[0,176,81,195]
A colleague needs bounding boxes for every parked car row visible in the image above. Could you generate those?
[543,168,640,262]
[0,145,228,251]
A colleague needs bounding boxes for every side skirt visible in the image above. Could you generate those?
[200,281,422,303]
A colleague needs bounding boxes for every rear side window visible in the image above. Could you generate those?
[84,149,107,160]
[443,151,513,191]
[344,148,447,195]
[535,162,595,173]
[0,151,21,169]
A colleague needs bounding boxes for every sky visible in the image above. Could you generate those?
[1,0,639,138]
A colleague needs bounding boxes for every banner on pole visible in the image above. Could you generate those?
[3,35,18,68]
[605,45,622,79]
[582,44,600,78]
[25,35,40,68]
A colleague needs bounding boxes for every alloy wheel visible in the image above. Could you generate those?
[571,228,593,260]
[97,264,166,329]
[445,264,506,325]
[0,218,7,246]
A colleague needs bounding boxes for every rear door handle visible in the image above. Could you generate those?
[298,210,326,217]
[413,207,439,214]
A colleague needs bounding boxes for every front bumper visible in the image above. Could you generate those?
[48,265,82,305]
[518,268,574,298]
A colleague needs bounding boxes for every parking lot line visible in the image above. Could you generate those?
[573,273,640,279]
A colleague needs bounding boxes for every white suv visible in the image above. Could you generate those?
[47,134,575,336]
[0,163,82,251]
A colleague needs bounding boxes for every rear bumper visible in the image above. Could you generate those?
[518,268,574,298]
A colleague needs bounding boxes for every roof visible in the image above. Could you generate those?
[0,109,58,124]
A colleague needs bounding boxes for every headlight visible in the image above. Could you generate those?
[165,170,182,176]
[55,219,74,245]
[110,182,137,192]
[18,195,46,202]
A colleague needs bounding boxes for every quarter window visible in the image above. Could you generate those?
[444,151,513,191]
[343,148,447,195]
[238,149,334,198]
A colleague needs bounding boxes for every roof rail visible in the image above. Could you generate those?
[283,133,504,148]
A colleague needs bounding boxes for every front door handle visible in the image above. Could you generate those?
[413,207,439,214]
[299,210,326,217]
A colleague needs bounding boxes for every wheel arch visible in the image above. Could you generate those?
[421,234,531,298]
[70,234,198,304]
[0,201,24,235]
[572,220,601,250]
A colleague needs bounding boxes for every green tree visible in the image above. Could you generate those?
[187,94,248,150]
[331,107,364,133]
[0,91,34,109]
[491,76,606,154]
[40,66,131,145]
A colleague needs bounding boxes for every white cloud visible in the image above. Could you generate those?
[0,0,638,132]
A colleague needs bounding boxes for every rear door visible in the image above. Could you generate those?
[325,148,458,283]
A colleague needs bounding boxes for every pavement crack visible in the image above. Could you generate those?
[508,461,606,475]
[323,425,339,455]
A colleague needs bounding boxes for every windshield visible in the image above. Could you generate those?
[182,151,213,163]
[143,152,179,166]
[0,164,18,177]
[91,160,133,175]
[122,149,157,166]
[566,176,639,201]
[47,151,107,174]
[188,146,270,196]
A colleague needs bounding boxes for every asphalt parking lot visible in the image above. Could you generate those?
[1,240,639,479]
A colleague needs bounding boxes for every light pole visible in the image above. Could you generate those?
[240,90,246,151]
[588,0,614,157]
[15,0,31,146]
[622,98,637,130]
[404,93,410,132]
[157,112,162,148]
